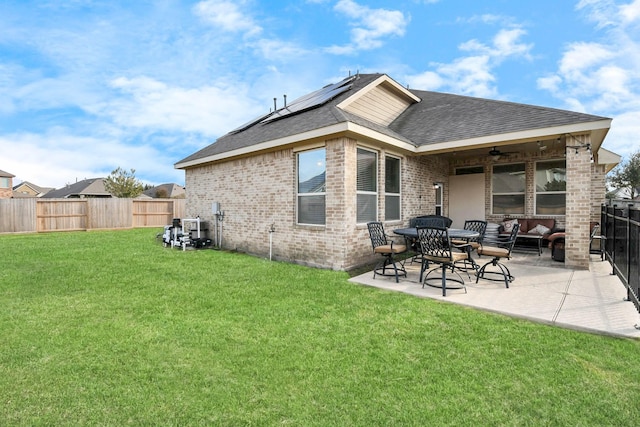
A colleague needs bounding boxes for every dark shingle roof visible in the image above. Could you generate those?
[389,90,608,145]
[142,183,186,198]
[43,178,111,198]
[177,74,383,164]
[176,73,610,166]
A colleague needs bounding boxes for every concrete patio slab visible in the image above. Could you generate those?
[349,254,640,339]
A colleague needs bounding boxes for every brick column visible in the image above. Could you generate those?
[565,133,592,269]
[327,137,361,269]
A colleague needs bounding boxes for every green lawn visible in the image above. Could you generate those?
[1,229,639,426]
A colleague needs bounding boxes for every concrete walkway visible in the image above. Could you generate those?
[349,253,640,339]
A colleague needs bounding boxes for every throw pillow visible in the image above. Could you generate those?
[502,219,518,233]
[527,226,541,235]
[535,224,551,235]
[527,224,551,235]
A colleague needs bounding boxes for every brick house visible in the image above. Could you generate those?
[175,73,619,270]
[0,169,15,199]
[12,181,54,198]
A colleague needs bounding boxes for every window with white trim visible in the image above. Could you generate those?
[357,147,377,223]
[434,183,443,215]
[384,156,401,221]
[0,177,9,188]
[492,163,525,214]
[297,148,326,225]
[535,159,566,215]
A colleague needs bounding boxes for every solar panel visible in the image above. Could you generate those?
[228,111,274,134]
[261,75,356,124]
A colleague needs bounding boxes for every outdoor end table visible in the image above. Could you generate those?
[500,233,543,256]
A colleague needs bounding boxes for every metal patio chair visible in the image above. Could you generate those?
[475,223,521,288]
[417,225,470,297]
[367,222,407,283]
[452,220,487,271]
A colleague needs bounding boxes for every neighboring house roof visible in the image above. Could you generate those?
[12,181,54,198]
[42,178,112,198]
[175,73,612,169]
[0,169,15,178]
[608,187,640,200]
[142,183,186,198]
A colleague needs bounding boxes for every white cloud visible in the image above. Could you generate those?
[251,39,310,61]
[492,28,533,58]
[540,0,640,159]
[326,0,409,54]
[103,76,263,137]
[193,0,262,37]
[619,0,640,24]
[433,56,496,98]
[558,42,614,78]
[0,130,183,188]
[403,71,444,91]
[406,25,531,97]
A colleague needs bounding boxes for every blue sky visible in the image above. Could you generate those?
[1,0,639,189]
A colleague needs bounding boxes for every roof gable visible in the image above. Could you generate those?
[337,75,420,126]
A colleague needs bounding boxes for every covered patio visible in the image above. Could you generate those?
[349,252,640,339]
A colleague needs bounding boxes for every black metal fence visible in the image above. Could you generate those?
[601,204,640,312]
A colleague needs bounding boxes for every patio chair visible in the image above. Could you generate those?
[367,222,407,283]
[475,223,520,288]
[417,225,470,297]
[408,216,450,271]
[451,219,487,271]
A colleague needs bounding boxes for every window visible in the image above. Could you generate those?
[384,156,401,221]
[357,148,377,223]
[434,183,443,215]
[535,159,566,215]
[456,166,484,175]
[0,177,9,188]
[297,148,326,225]
[492,163,525,214]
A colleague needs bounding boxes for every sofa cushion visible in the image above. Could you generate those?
[502,219,518,233]
[527,223,551,235]
[501,218,556,239]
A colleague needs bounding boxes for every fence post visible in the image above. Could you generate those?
[612,205,617,276]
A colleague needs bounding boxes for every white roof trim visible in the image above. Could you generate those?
[175,122,414,169]
[598,147,621,164]
[337,74,420,110]
[176,123,349,169]
[415,119,612,155]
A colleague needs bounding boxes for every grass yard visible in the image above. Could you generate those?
[1,228,639,426]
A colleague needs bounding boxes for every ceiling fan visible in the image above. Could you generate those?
[488,146,513,160]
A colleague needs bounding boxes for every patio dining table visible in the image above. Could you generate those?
[393,227,479,241]
[393,227,481,279]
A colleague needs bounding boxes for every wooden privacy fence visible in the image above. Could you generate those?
[0,198,185,234]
